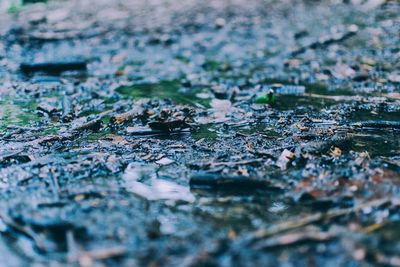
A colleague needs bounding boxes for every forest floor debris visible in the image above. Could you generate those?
[0,0,399,266]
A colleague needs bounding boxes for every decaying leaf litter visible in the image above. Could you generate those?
[0,0,399,266]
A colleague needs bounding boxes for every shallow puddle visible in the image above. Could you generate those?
[116,80,211,107]
[275,95,337,111]
[349,109,400,122]
[263,79,356,96]
[0,0,399,265]
[259,82,358,111]
[346,107,400,157]
[349,132,400,157]
[192,192,311,232]
[234,123,280,137]
[192,124,219,140]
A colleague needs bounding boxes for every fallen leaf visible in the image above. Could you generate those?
[276,149,295,170]
[329,147,342,159]
[156,157,175,166]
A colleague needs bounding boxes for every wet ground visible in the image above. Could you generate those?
[0,0,400,266]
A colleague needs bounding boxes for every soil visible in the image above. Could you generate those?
[0,0,399,266]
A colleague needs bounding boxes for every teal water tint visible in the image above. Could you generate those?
[116,80,211,107]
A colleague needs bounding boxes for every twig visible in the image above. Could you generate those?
[252,227,341,250]
[249,197,391,241]
[72,119,102,133]
[62,95,74,122]
[0,212,47,252]
[212,158,264,167]
[109,107,143,125]
[190,172,281,191]
[350,121,400,130]
[20,61,87,74]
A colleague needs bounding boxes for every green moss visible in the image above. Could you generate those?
[0,99,40,131]
[202,60,223,71]
[42,126,61,135]
[192,124,218,140]
[255,90,276,105]
[7,0,22,14]
[175,55,190,64]
[85,129,112,141]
